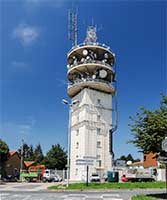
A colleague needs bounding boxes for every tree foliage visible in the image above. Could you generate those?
[0,139,9,162]
[0,139,9,177]
[18,143,34,161]
[43,144,67,169]
[33,143,44,164]
[128,95,167,153]
[119,154,140,162]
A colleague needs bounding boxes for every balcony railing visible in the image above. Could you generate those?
[67,59,113,70]
[68,42,115,56]
[68,78,113,88]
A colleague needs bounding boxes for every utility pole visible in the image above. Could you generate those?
[20,139,24,181]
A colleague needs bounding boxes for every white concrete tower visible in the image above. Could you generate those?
[67,26,116,181]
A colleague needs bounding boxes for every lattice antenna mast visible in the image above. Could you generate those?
[84,26,97,45]
[68,9,78,47]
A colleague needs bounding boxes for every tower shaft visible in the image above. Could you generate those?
[67,26,116,181]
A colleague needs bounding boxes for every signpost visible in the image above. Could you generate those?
[76,157,95,186]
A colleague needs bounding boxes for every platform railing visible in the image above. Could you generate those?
[67,59,114,70]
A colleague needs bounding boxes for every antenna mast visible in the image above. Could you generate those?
[68,9,77,47]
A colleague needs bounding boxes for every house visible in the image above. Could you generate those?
[143,152,158,168]
[5,150,22,178]
[24,161,35,168]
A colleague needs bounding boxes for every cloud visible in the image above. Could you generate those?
[1,117,36,135]
[12,23,40,46]
[18,117,36,133]
[24,0,66,9]
[10,61,28,69]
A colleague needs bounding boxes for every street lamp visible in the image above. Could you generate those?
[62,98,79,187]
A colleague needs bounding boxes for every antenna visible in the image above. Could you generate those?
[68,9,78,47]
[84,26,97,45]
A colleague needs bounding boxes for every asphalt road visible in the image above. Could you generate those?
[0,182,166,200]
[0,190,166,200]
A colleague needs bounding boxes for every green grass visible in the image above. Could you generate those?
[131,194,157,200]
[48,181,165,190]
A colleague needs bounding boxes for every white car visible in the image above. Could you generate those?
[54,174,62,182]
[90,173,100,182]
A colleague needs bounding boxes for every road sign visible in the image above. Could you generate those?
[76,159,94,166]
[162,137,167,152]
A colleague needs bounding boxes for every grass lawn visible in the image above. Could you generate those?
[131,194,157,200]
[48,181,165,190]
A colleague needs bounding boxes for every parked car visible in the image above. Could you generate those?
[54,174,62,182]
[90,173,100,182]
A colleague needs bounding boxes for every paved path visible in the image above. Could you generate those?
[0,191,129,200]
[0,182,54,191]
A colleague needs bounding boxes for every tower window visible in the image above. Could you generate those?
[76,142,79,149]
[98,160,102,167]
[97,115,100,121]
[97,128,101,135]
[97,154,101,159]
[76,129,79,136]
[75,168,78,175]
[97,141,101,148]
[97,99,101,104]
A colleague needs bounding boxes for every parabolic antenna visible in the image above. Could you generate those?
[83,49,88,56]
[127,161,132,165]
[99,69,107,78]
[104,53,108,59]
[92,74,96,79]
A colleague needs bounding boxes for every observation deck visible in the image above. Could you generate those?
[67,27,115,98]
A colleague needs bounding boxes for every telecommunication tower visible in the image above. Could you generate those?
[67,15,116,181]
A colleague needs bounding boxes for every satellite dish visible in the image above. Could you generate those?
[86,56,90,60]
[92,74,96,79]
[94,53,97,59]
[99,69,107,78]
[104,53,108,59]
[81,58,85,62]
[127,161,132,165]
[83,49,88,56]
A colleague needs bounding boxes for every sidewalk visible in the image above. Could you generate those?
[0,182,57,191]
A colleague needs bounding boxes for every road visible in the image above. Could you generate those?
[0,182,166,200]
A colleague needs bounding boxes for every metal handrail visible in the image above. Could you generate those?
[68,42,114,55]
[68,78,113,88]
[67,60,113,70]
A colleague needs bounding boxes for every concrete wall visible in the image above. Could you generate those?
[70,88,113,181]
[157,169,166,181]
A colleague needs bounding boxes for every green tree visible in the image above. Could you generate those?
[18,143,34,161]
[119,155,127,161]
[126,154,134,162]
[43,144,67,169]
[29,145,34,160]
[0,139,9,178]
[33,143,44,164]
[128,95,167,153]
[119,154,140,162]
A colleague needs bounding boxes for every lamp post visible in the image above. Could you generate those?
[20,139,24,181]
[62,98,79,187]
